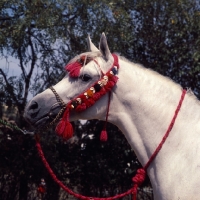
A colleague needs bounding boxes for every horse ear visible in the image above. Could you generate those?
[99,33,112,61]
[87,35,99,52]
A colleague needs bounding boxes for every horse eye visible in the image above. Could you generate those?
[80,74,91,82]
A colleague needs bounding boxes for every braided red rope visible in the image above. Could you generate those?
[100,91,111,141]
[35,89,186,200]
[144,89,187,170]
[132,89,187,200]
[35,135,136,199]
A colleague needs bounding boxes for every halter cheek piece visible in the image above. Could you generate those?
[48,54,120,141]
[49,86,65,108]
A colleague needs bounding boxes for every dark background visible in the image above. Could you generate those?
[0,0,200,199]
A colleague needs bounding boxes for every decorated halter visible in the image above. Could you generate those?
[50,54,119,141]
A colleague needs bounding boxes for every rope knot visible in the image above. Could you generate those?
[132,168,146,200]
[132,168,146,186]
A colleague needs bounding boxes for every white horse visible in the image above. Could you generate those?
[24,33,200,200]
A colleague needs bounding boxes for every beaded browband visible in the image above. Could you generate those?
[51,54,120,141]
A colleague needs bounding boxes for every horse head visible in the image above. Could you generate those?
[24,33,118,136]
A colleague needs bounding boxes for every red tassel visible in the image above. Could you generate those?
[55,120,73,140]
[55,120,66,136]
[55,107,74,140]
[65,62,81,78]
[62,122,74,140]
[100,129,108,141]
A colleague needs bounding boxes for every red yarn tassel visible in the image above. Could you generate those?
[55,120,66,136]
[55,120,74,140]
[55,107,74,140]
[99,92,111,142]
[65,62,81,78]
[100,129,108,141]
[62,122,73,140]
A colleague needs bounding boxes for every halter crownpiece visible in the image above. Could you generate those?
[54,54,120,141]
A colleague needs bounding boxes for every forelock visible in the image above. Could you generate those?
[67,51,102,65]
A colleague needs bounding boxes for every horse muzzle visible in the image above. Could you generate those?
[24,95,62,128]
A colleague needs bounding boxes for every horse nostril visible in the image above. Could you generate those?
[29,101,38,110]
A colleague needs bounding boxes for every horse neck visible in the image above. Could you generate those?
[106,57,200,199]
[108,57,184,166]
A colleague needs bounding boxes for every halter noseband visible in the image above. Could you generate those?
[49,54,120,141]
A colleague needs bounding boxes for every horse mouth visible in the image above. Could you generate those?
[36,111,60,128]
[33,103,62,129]
[34,116,50,128]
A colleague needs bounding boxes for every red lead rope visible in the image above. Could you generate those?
[144,89,187,170]
[35,89,187,200]
[132,89,187,200]
[35,135,135,200]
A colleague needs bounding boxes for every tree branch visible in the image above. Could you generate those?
[0,69,18,105]
[22,30,37,105]
[17,48,26,79]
